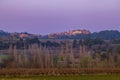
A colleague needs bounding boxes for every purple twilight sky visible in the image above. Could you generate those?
[0,0,120,35]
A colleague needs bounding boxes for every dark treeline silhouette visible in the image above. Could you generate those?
[41,30,120,40]
[0,30,9,37]
[1,30,120,40]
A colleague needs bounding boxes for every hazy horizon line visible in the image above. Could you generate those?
[0,28,120,35]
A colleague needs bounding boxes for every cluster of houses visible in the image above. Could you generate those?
[48,29,90,38]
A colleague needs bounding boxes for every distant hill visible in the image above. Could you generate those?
[41,30,120,40]
[0,30,9,37]
[90,30,120,40]
[47,29,90,38]
[42,29,91,39]
[68,30,120,40]
[0,29,120,40]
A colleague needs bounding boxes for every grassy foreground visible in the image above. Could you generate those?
[0,75,120,80]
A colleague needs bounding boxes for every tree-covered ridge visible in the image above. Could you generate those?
[0,30,9,37]
[90,30,120,40]
[43,30,120,40]
[1,29,120,40]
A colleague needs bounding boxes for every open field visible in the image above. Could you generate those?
[0,75,120,80]
[0,68,120,76]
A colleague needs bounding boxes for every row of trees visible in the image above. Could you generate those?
[0,42,120,69]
